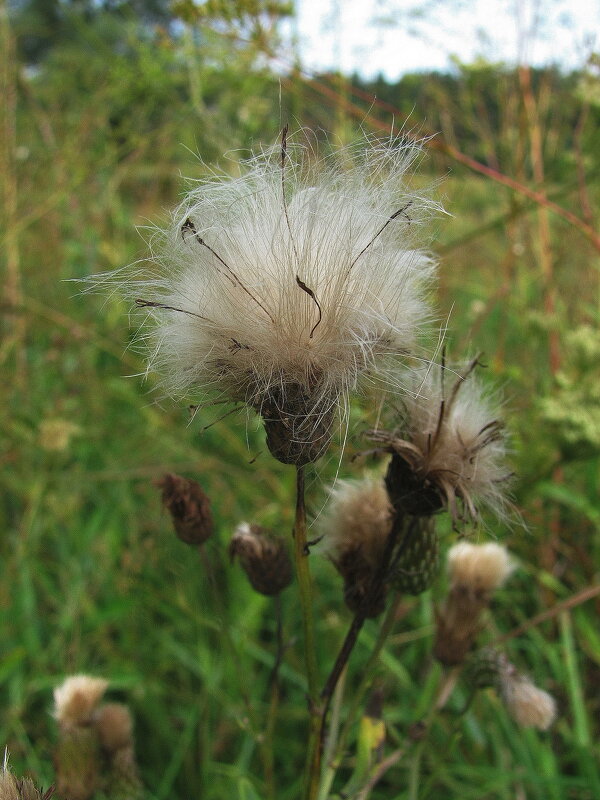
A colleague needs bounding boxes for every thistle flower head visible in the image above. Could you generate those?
[320,477,392,567]
[447,541,515,595]
[128,132,438,463]
[433,543,514,665]
[371,358,512,521]
[53,675,108,728]
[319,476,392,616]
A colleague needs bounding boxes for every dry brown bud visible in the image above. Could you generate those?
[229,523,293,596]
[96,704,134,754]
[157,473,214,545]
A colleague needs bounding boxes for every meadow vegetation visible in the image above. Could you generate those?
[1,2,599,798]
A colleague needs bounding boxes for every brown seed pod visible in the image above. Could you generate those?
[156,473,214,545]
[229,523,293,596]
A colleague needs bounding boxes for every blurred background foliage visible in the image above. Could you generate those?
[1,0,599,798]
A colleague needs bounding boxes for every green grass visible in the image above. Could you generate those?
[2,22,600,799]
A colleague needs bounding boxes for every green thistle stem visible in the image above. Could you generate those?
[292,466,321,800]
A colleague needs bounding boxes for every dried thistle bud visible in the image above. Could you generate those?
[96,704,134,754]
[336,547,388,617]
[371,358,512,523]
[433,542,514,666]
[389,518,439,595]
[319,477,392,617]
[157,473,214,545]
[54,728,100,800]
[229,523,293,596]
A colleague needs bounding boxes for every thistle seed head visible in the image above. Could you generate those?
[447,541,515,596]
[319,477,393,616]
[433,542,514,666]
[371,358,512,523]
[118,133,438,464]
[0,764,46,800]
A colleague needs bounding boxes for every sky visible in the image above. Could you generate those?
[291,0,600,79]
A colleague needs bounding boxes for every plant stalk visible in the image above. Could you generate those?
[292,466,321,800]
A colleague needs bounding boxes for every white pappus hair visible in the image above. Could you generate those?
[128,132,440,445]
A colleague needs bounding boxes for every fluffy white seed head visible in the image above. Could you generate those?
[127,134,438,444]
[373,359,512,521]
[500,669,557,730]
[320,476,392,566]
[53,675,108,727]
[447,541,515,594]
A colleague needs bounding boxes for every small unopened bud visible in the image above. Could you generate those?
[230,523,293,596]
[389,518,439,595]
[434,542,514,666]
[157,473,214,545]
